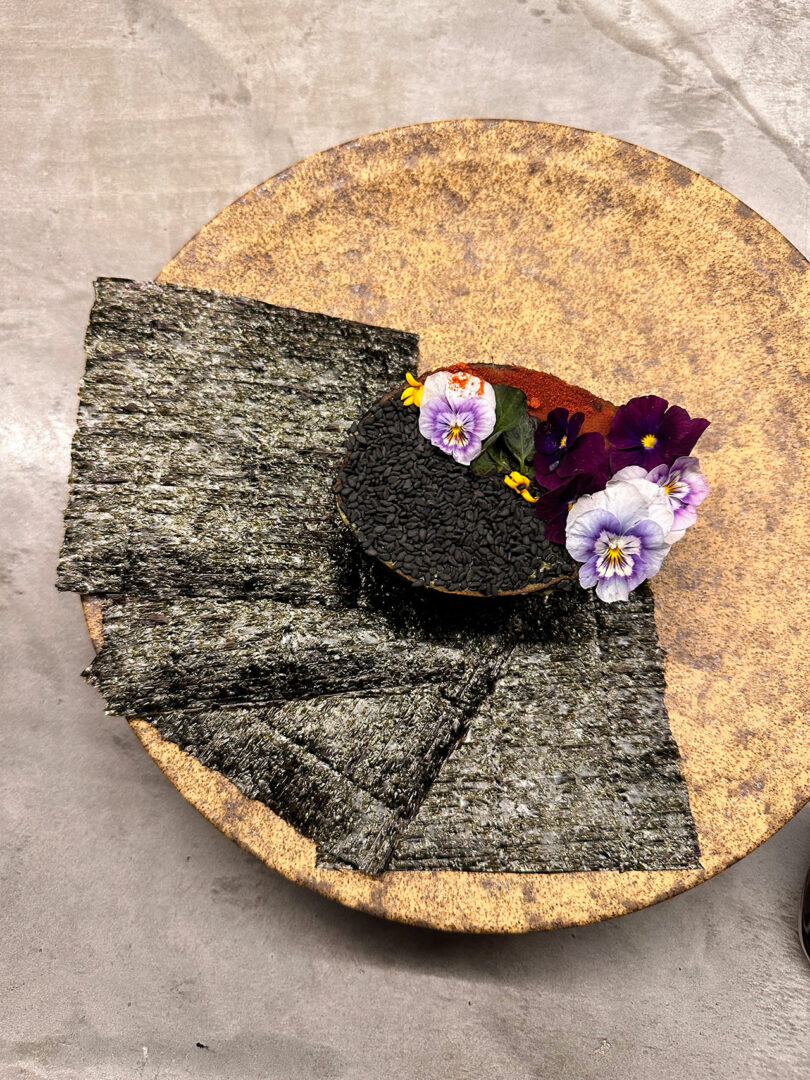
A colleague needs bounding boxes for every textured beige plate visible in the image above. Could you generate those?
[85,120,810,932]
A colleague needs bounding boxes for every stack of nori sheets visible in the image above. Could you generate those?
[59,278,701,876]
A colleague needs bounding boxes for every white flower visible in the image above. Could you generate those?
[420,369,497,414]
[606,466,686,544]
[565,478,675,602]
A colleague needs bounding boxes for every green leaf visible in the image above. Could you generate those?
[504,413,537,474]
[471,438,514,476]
[478,385,529,456]
[471,447,499,475]
[492,384,527,436]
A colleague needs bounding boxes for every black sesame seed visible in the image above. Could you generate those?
[336,394,576,596]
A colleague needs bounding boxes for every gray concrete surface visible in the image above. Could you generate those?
[2,1,809,1077]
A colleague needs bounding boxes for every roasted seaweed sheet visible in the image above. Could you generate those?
[57,278,418,601]
[60,278,700,876]
[385,587,701,872]
[88,575,700,874]
[86,576,515,873]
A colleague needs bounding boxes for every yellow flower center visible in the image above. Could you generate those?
[641,433,657,448]
[605,544,625,565]
[448,423,466,444]
[664,480,677,495]
[560,435,567,448]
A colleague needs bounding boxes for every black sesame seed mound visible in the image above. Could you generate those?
[336,393,577,596]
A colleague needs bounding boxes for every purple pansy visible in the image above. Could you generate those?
[608,395,709,472]
[534,407,610,490]
[608,458,709,543]
[534,464,611,545]
[419,394,496,466]
[565,481,674,602]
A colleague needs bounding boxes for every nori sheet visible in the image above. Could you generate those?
[88,574,700,875]
[383,586,701,872]
[57,278,418,601]
[85,575,514,874]
[59,278,700,875]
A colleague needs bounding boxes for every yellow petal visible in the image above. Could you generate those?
[521,489,539,503]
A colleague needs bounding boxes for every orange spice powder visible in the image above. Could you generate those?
[447,363,617,438]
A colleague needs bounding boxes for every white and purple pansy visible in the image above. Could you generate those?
[418,370,497,466]
[565,480,674,603]
[606,458,709,544]
[647,456,709,541]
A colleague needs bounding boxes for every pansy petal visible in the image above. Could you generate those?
[609,395,668,444]
[541,511,567,545]
[595,574,632,603]
[673,456,710,506]
[578,555,601,589]
[670,502,698,533]
[568,411,586,442]
[647,463,669,484]
[627,519,671,578]
[564,488,611,531]
[609,446,652,470]
[608,465,649,485]
[597,480,656,531]
[445,370,497,412]
[535,428,562,457]
[546,407,570,433]
[555,431,610,479]
[418,398,456,446]
[658,405,710,458]
[419,370,451,409]
[460,399,497,442]
[451,436,482,466]
[565,507,621,561]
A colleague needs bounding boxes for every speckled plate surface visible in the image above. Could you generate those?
[83,119,810,932]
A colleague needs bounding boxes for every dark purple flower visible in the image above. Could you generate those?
[608,395,709,472]
[534,407,610,491]
[534,466,610,545]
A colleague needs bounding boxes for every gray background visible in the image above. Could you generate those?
[2,1,809,1077]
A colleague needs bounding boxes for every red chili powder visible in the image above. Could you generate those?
[447,363,616,438]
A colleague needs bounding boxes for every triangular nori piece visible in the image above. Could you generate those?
[382,587,701,873]
[85,584,514,874]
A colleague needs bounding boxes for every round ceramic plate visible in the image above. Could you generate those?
[84,120,810,932]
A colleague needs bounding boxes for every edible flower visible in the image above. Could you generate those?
[534,407,610,490]
[418,370,497,466]
[504,471,539,503]
[401,372,424,407]
[610,458,709,543]
[608,395,709,472]
[565,479,675,603]
[420,369,496,410]
[533,467,610,545]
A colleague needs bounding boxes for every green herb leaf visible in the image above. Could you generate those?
[471,448,499,475]
[471,439,514,476]
[492,384,527,436]
[478,385,529,456]
[504,413,537,474]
